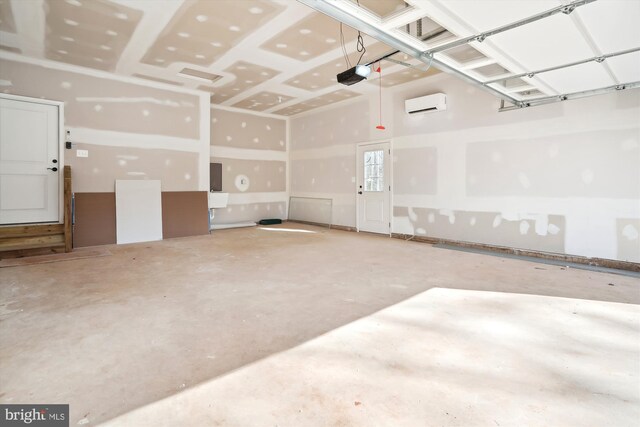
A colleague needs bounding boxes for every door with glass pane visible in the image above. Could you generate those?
[357,142,390,234]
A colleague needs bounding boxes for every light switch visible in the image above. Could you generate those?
[76,149,89,158]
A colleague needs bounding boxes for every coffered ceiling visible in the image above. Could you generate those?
[0,0,432,117]
[2,0,635,116]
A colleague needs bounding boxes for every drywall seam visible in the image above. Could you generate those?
[227,192,288,205]
[0,51,205,97]
[284,94,368,120]
[210,146,287,162]
[114,0,184,76]
[392,195,640,215]
[211,103,287,120]
[66,127,202,153]
[393,116,640,149]
[290,136,396,159]
[11,0,45,58]
[286,115,291,219]
[198,92,209,191]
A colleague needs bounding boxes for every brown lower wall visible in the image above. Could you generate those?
[393,233,640,273]
[74,193,117,248]
[286,220,639,273]
[73,191,208,247]
[161,191,209,239]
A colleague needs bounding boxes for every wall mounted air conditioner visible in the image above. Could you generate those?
[405,93,446,115]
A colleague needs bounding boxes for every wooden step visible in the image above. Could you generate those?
[0,233,65,252]
[0,224,66,260]
[0,223,64,238]
[0,246,66,260]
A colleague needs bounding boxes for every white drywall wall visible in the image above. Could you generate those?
[289,73,640,262]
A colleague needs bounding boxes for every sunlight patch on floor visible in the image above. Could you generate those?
[100,288,640,427]
[258,227,317,233]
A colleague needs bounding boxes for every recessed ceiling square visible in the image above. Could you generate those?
[141,0,284,68]
[261,12,358,61]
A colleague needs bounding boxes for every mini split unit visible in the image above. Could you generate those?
[405,93,447,115]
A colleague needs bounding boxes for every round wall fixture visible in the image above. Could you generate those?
[235,174,250,192]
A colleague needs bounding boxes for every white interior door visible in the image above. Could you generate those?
[0,97,60,225]
[357,142,390,234]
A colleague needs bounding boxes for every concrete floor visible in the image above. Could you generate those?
[0,223,638,426]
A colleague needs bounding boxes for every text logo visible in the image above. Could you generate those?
[1,405,69,427]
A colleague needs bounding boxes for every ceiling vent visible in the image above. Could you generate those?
[177,68,223,84]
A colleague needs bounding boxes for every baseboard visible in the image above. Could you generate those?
[286,220,356,232]
[391,233,640,273]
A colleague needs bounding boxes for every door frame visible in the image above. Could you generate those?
[355,139,393,235]
[0,93,66,224]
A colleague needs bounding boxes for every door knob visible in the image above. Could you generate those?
[47,167,58,171]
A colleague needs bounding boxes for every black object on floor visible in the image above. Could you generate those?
[258,219,282,225]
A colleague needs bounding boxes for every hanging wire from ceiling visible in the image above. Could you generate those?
[354,0,366,65]
[376,61,385,130]
[355,31,366,65]
[339,0,366,68]
[339,23,351,68]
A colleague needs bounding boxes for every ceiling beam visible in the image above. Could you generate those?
[498,81,640,111]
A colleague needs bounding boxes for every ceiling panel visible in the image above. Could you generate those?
[441,44,487,64]
[261,11,357,61]
[533,61,616,94]
[367,64,440,87]
[436,0,559,33]
[132,74,184,86]
[574,0,640,53]
[141,0,284,68]
[396,16,456,49]
[232,91,295,112]
[210,61,280,104]
[606,52,640,83]
[284,40,392,91]
[349,0,410,19]
[273,89,360,115]
[44,0,142,72]
[473,63,512,79]
[487,13,596,72]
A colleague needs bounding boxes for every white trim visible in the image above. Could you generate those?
[210,146,287,162]
[210,103,287,120]
[198,92,210,191]
[0,93,65,224]
[58,102,65,224]
[355,140,393,235]
[114,0,184,77]
[285,116,291,219]
[0,51,206,97]
[11,0,45,58]
[285,95,369,120]
[66,127,202,153]
[0,92,63,107]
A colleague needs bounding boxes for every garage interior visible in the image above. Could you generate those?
[0,0,639,426]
